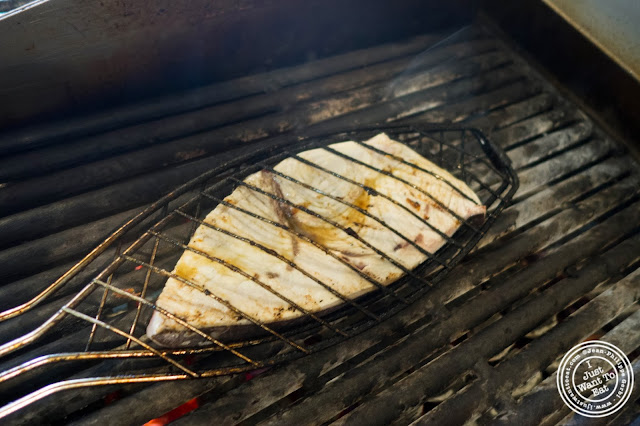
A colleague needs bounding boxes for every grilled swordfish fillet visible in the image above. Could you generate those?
[147,133,485,347]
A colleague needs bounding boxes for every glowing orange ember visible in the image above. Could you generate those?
[144,397,200,425]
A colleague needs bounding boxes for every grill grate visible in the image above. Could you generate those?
[0,125,517,418]
[0,23,638,425]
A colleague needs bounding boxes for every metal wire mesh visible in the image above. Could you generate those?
[0,124,518,416]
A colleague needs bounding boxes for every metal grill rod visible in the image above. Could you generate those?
[0,352,168,384]
[322,147,481,233]
[0,374,191,421]
[0,164,248,357]
[149,230,350,337]
[287,153,464,247]
[126,235,161,349]
[174,209,381,321]
[351,140,480,204]
[200,192,412,305]
[300,124,507,209]
[62,307,199,377]
[0,283,95,358]
[93,278,259,364]
[85,244,121,351]
[232,178,431,289]
[405,131,509,183]
[349,239,640,425]
[121,255,311,354]
[254,198,640,425]
[405,128,513,207]
[0,139,294,321]
[264,164,450,265]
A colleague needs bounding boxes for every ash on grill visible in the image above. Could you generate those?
[0,23,638,426]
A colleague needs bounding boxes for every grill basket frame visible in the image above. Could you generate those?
[0,124,518,417]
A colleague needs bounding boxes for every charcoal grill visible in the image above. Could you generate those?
[0,3,639,425]
[0,124,517,418]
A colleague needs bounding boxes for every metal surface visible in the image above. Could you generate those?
[543,0,640,82]
[0,124,517,420]
[0,0,472,129]
[0,23,638,425]
[0,0,41,15]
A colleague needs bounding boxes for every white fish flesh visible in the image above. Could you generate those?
[147,133,485,347]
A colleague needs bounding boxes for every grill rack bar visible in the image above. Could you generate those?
[261,165,449,267]
[93,278,259,364]
[322,146,481,233]
[398,132,512,200]
[232,178,428,291]
[286,153,464,248]
[199,192,413,305]
[174,209,382,321]
[0,125,517,419]
[351,140,481,205]
[0,140,293,323]
[246,199,640,426]
[126,233,161,349]
[0,173,237,358]
[63,307,200,377]
[418,268,640,426]
[421,131,510,180]
[339,236,640,425]
[85,244,121,351]
[149,230,351,338]
[121,254,312,354]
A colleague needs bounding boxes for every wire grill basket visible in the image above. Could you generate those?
[0,124,518,417]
